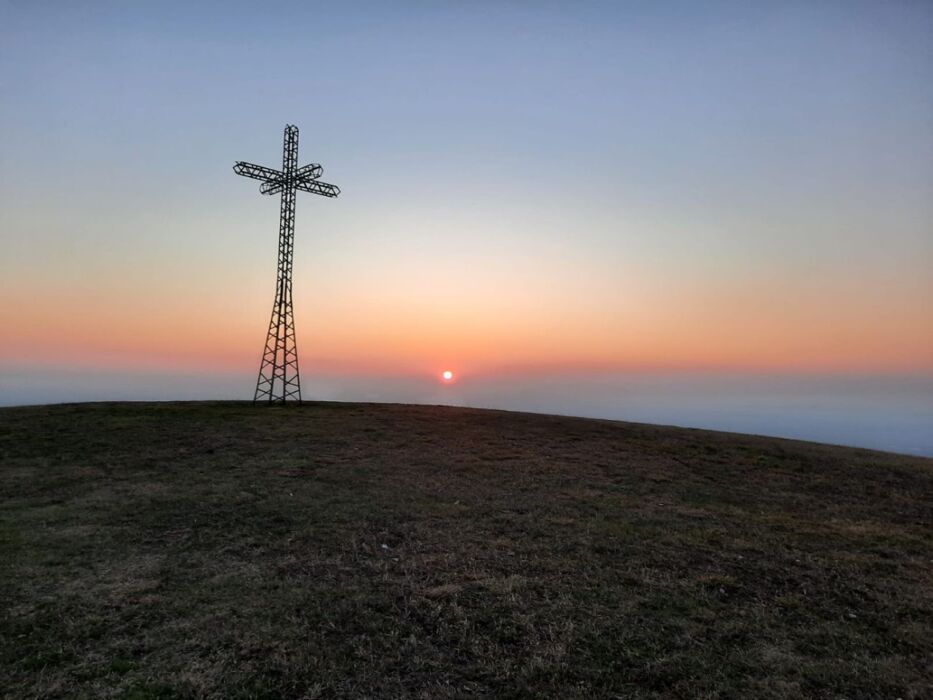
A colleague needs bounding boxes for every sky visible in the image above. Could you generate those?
[1,1,932,450]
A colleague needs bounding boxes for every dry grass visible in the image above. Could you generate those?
[1,401,931,699]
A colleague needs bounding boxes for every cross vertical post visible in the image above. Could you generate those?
[233,124,340,403]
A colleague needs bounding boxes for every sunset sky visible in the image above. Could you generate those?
[1,2,931,400]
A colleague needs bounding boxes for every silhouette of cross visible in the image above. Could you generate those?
[233,124,340,402]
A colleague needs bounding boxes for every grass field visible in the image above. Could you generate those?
[1,401,931,699]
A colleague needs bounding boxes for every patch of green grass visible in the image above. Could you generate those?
[109,659,137,675]
[121,683,187,700]
[21,648,72,672]
[1,401,931,698]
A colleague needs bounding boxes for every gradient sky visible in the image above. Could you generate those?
[1,1,932,386]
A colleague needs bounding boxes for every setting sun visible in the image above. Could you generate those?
[442,370,454,382]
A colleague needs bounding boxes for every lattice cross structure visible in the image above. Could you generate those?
[234,125,340,403]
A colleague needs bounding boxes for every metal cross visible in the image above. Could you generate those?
[234,124,340,403]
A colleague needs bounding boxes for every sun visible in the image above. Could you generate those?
[441,370,454,382]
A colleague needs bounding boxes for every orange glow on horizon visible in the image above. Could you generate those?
[2,261,931,377]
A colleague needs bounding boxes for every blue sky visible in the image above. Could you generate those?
[1,2,931,451]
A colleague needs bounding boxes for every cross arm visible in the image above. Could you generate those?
[296,163,323,180]
[259,163,324,196]
[260,174,339,198]
[296,179,340,198]
[233,162,282,182]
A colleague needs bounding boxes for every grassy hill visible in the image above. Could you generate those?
[1,401,931,699]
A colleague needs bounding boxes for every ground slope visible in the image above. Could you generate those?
[1,401,931,699]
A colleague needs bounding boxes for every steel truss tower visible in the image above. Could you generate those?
[233,125,340,402]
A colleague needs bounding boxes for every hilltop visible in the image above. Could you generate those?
[1,401,931,698]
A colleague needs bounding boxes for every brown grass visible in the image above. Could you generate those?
[1,401,931,699]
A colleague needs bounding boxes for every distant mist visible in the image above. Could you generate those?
[3,366,931,458]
